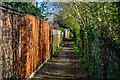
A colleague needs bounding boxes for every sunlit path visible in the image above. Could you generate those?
[33,38,85,79]
[0,2,119,79]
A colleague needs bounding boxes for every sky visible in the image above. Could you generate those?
[36,0,60,23]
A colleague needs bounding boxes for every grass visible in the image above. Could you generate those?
[71,41,80,53]
[49,43,63,62]
[48,56,55,62]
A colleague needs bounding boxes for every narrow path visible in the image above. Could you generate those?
[33,38,85,80]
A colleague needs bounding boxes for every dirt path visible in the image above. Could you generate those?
[33,39,85,80]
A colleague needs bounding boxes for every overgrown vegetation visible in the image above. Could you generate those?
[1,1,119,79]
[49,41,63,62]
[72,42,80,53]
[54,2,120,79]
[3,2,44,19]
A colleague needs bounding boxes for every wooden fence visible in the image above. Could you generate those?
[21,14,50,78]
[50,29,62,55]
[0,6,23,78]
[0,5,50,79]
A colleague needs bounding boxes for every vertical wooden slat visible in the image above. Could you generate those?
[21,14,50,78]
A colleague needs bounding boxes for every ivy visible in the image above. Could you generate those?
[53,2,120,79]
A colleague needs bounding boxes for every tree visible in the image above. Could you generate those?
[53,2,120,79]
[3,2,44,19]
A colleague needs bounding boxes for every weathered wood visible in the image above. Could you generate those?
[21,14,50,78]
[0,7,50,79]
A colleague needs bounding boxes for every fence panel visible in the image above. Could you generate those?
[0,7,50,79]
[0,7,23,78]
[21,14,50,78]
[50,29,61,54]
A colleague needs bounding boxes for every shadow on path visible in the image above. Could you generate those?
[33,38,86,80]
